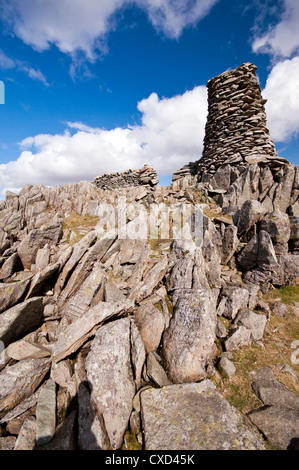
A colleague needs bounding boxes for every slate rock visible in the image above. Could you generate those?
[140,380,266,450]
[52,299,134,363]
[225,325,252,352]
[248,405,299,450]
[85,318,136,450]
[0,297,44,348]
[162,289,217,383]
[36,378,56,446]
[260,210,291,244]
[0,278,31,314]
[134,302,165,354]
[0,358,51,417]
[250,367,299,410]
[235,308,267,341]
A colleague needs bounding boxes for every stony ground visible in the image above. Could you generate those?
[0,178,299,451]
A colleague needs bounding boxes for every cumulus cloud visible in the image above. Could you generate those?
[0,0,219,59]
[252,0,299,58]
[263,56,299,142]
[0,86,208,192]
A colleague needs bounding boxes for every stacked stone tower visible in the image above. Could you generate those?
[201,62,277,166]
[172,63,298,215]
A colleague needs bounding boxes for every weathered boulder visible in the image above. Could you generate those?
[0,297,44,347]
[220,286,249,319]
[162,289,217,383]
[225,325,252,352]
[235,308,267,341]
[250,367,299,410]
[85,318,136,450]
[17,222,63,270]
[140,380,266,450]
[0,358,51,417]
[134,302,165,353]
[248,406,299,450]
[36,379,56,446]
[0,278,31,314]
[237,200,266,236]
[260,210,290,244]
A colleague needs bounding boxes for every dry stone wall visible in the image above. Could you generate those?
[94,164,159,190]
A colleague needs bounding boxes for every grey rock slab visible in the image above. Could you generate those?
[140,380,266,450]
[134,302,165,354]
[221,225,239,264]
[36,378,56,446]
[235,308,267,341]
[0,252,19,281]
[166,257,194,291]
[225,325,252,352]
[221,286,249,320]
[52,299,134,363]
[260,210,290,244]
[0,278,31,314]
[219,355,236,379]
[162,289,217,383]
[14,415,36,450]
[146,352,172,387]
[129,256,168,303]
[237,199,266,235]
[257,230,278,271]
[130,319,146,390]
[17,224,63,270]
[54,230,97,293]
[85,318,136,450]
[6,339,51,361]
[0,297,44,348]
[0,358,51,417]
[104,281,127,302]
[251,366,299,410]
[60,262,105,321]
[248,405,299,450]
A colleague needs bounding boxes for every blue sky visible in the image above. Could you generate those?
[0,0,299,196]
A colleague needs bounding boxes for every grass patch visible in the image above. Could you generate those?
[219,296,299,416]
[62,213,99,245]
[264,285,299,305]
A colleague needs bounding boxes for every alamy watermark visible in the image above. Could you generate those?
[0,81,4,104]
[94,197,204,244]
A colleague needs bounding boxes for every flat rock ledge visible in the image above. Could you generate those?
[140,381,266,450]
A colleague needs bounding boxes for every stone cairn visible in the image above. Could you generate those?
[172,63,298,215]
[94,164,159,190]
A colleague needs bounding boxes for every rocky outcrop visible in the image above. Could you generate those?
[94,164,159,190]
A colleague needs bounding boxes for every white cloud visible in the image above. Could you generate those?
[263,56,299,142]
[0,86,208,192]
[0,0,219,59]
[252,0,299,58]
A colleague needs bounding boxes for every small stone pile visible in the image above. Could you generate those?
[94,164,159,190]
